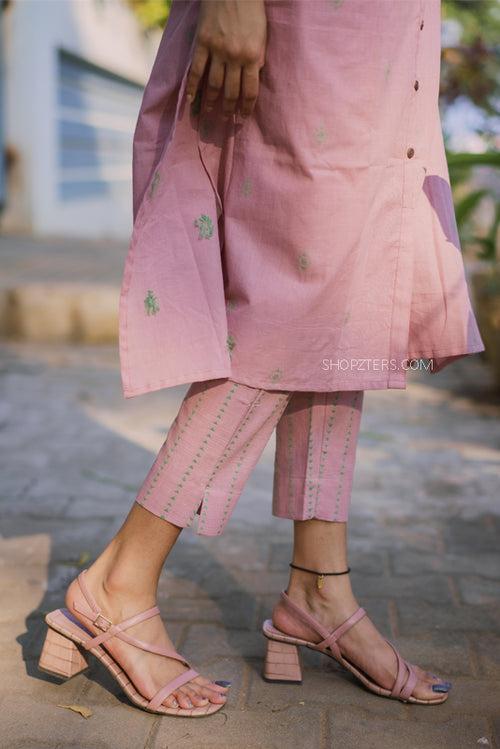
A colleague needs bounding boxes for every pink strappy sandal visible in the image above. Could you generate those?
[262,589,449,706]
[38,569,226,717]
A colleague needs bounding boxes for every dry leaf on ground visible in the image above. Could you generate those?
[57,704,93,719]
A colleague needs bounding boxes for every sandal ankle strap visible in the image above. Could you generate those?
[279,590,367,659]
[71,570,190,664]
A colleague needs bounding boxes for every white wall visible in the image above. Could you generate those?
[1,0,160,239]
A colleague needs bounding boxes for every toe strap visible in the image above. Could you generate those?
[147,667,199,711]
[386,640,418,701]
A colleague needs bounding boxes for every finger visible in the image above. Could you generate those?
[204,53,226,112]
[186,44,210,103]
[240,61,260,117]
[223,61,242,116]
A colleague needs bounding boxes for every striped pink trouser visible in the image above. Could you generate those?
[135,378,364,537]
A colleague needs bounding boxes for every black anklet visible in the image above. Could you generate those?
[289,562,351,590]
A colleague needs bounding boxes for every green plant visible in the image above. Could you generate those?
[127,0,172,31]
[446,150,500,262]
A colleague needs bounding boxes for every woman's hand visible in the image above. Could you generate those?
[186,0,267,118]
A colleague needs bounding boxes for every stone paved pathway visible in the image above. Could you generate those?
[0,340,499,749]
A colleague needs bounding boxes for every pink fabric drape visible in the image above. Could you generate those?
[118,0,484,399]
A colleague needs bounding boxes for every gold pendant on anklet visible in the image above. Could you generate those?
[317,574,324,590]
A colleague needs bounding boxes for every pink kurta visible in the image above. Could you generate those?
[118,0,484,399]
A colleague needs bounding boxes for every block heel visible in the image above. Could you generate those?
[38,625,89,679]
[263,637,302,684]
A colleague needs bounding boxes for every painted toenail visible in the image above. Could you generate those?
[432,684,450,693]
[214,680,232,687]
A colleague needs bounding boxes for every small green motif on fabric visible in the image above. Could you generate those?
[226,299,238,311]
[227,333,236,354]
[270,368,283,382]
[190,87,202,117]
[144,290,160,316]
[149,170,160,198]
[194,214,214,239]
[298,253,310,270]
[327,0,345,8]
[314,125,328,145]
[241,178,253,197]
[384,62,392,82]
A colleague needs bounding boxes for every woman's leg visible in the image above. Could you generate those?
[66,378,291,711]
[272,390,363,523]
[271,390,451,700]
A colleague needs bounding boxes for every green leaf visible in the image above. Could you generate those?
[454,188,489,228]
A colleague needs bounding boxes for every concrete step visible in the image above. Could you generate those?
[0,282,120,343]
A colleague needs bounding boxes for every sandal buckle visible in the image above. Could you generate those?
[92,612,113,631]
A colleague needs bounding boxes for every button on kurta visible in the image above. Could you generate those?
[414,80,419,91]
[420,19,424,30]
[407,147,415,158]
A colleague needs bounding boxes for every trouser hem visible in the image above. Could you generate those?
[271,509,349,524]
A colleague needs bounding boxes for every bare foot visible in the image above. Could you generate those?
[65,570,230,710]
[273,579,451,702]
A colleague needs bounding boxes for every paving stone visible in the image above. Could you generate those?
[189,655,247,702]
[0,695,152,749]
[0,336,499,748]
[0,574,49,625]
[397,600,500,636]
[389,549,500,579]
[443,516,500,555]
[401,678,500,723]
[344,549,390,575]
[0,516,113,565]
[157,571,206,599]
[183,624,265,662]
[0,652,87,704]
[63,495,132,520]
[472,633,500,678]
[13,612,53,660]
[1,494,71,518]
[385,632,475,678]
[201,570,289,597]
[153,704,323,749]
[350,571,454,606]
[373,522,445,554]
[493,715,500,749]
[199,533,270,572]
[457,575,500,606]
[327,708,493,749]
[247,665,410,719]
[162,594,258,630]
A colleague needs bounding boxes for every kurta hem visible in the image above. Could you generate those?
[118,0,485,400]
[123,367,231,398]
